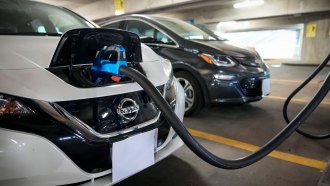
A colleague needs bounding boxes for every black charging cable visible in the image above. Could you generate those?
[283,53,330,139]
[120,63,330,169]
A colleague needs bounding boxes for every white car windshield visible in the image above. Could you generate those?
[154,17,219,41]
[0,0,94,36]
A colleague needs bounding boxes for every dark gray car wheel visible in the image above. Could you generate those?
[174,71,203,116]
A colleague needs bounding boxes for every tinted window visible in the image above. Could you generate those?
[154,17,217,41]
[125,20,175,45]
[105,21,122,29]
[0,0,94,35]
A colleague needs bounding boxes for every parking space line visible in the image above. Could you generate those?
[271,79,320,84]
[188,128,328,170]
[264,59,288,63]
[266,96,330,105]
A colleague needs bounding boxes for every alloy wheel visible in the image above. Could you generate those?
[177,77,195,112]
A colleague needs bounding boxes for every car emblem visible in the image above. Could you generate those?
[117,98,140,123]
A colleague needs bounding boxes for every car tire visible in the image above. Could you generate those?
[174,71,203,116]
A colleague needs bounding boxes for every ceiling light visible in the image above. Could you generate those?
[233,0,264,9]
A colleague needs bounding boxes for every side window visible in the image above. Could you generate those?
[104,21,122,29]
[125,20,175,45]
[30,19,46,33]
[48,14,81,33]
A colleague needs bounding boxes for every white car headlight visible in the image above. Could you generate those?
[0,94,33,116]
[161,59,176,108]
[200,53,236,67]
[162,59,174,90]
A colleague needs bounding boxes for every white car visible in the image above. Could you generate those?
[0,0,184,185]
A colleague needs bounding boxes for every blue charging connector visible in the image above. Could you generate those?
[91,45,127,83]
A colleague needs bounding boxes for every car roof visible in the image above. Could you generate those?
[100,14,178,26]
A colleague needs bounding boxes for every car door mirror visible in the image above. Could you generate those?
[140,36,157,44]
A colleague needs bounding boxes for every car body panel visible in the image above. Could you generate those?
[0,2,184,185]
[0,78,185,186]
[0,36,59,69]
[0,36,170,101]
[101,15,271,106]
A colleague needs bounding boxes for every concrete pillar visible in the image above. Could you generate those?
[300,15,330,64]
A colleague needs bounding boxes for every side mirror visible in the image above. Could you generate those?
[140,36,157,44]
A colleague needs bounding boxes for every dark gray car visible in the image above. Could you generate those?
[100,15,271,115]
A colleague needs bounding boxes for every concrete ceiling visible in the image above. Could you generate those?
[36,0,104,9]
[34,0,203,20]
[34,0,330,23]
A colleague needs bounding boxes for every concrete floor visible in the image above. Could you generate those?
[116,64,330,186]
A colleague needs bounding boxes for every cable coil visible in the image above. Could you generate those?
[283,53,330,139]
[120,52,330,169]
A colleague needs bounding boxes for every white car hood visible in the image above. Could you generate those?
[0,36,169,102]
[0,36,59,69]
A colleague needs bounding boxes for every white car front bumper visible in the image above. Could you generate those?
[0,79,185,186]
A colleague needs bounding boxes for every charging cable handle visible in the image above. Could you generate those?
[91,45,127,83]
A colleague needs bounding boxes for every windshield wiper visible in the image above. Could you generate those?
[192,38,227,41]
[191,38,218,41]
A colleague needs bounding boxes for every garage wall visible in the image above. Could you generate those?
[73,0,196,20]
[73,0,115,20]
[157,0,330,64]
[301,15,330,64]
[161,0,330,24]
[202,14,330,63]
[36,0,197,20]
[210,14,330,64]
[37,0,330,64]
[219,29,303,60]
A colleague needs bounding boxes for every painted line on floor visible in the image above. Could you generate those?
[271,79,320,85]
[188,128,328,170]
[264,59,288,63]
[266,95,330,105]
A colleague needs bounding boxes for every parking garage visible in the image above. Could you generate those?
[0,0,329,185]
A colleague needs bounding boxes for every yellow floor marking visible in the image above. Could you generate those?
[266,96,330,105]
[264,59,288,63]
[188,128,328,170]
[271,79,320,85]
